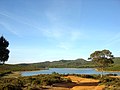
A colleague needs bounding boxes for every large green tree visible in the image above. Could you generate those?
[0,36,10,64]
[89,49,114,77]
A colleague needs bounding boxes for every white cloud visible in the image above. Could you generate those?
[41,27,83,50]
[69,30,82,41]
[0,11,45,37]
[104,32,120,47]
[0,11,30,26]
[57,42,70,50]
[42,26,82,40]
[46,11,58,23]
[42,28,63,39]
[44,9,83,42]
[0,22,22,37]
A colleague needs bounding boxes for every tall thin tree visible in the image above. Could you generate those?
[0,36,10,64]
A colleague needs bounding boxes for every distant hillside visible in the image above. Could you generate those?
[28,58,95,68]
[19,57,120,70]
[105,57,120,71]
[113,57,120,65]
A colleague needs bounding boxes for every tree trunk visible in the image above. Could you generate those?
[2,61,5,65]
[101,67,103,78]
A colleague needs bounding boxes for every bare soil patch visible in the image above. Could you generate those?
[65,76,105,90]
[44,76,105,90]
[109,76,120,78]
[2,71,21,78]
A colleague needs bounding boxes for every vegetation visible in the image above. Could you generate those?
[0,36,10,64]
[100,76,120,90]
[1,72,119,90]
[29,58,95,68]
[17,57,119,71]
[0,64,45,78]
[0,73,71,90]
[105,57,120,71]
[89,49,114,77]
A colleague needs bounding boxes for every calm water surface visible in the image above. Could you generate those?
[22,68,120,76]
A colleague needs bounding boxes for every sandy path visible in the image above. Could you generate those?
[65,76,105,90]
[2,71,21,78]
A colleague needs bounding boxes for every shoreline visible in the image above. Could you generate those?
[95,68,120,72]
[3,67,120,78]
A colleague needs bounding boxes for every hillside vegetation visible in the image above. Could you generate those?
[104,57,120,71]
[31,58,94,68]
[0,64,43,77]
[20,57,120,71]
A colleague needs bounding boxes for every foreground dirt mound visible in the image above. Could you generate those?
[65,76,105,90]
[41,76,105,90]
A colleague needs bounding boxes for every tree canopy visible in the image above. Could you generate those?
[0,36,10,64]
[89,49,114,77]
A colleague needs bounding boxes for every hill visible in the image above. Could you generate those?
[20,57,120,71]
[30,58,94,68]
[104,57,120,71]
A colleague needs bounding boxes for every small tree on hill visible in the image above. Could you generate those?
[0,36,10,64]
[89,49,114,77]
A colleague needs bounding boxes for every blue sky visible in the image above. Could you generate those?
[0,0,120,64]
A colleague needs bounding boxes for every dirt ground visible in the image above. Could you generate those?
[65,76,105,90]
[109,76,120,78]
[2,71,21,78]
[45,75,105,90]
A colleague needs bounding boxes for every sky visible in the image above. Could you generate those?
[0,0,120,64]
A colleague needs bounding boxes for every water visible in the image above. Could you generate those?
[21,68,120,76]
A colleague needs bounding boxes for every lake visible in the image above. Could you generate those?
[21,68,120,76]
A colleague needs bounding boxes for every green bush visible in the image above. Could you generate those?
[100,77,120,90]
[0,84,22,90]
[75,74,101,79]
[0,73,72,89]
[0,71,11,77]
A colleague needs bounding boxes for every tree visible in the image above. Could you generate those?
[0,36,10,64]
[89,49,114,77]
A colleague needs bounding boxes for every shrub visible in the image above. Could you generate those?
[0,73,73,89]
[100,77,120,90]
[1,84,22,90]
[77,74,101,79]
